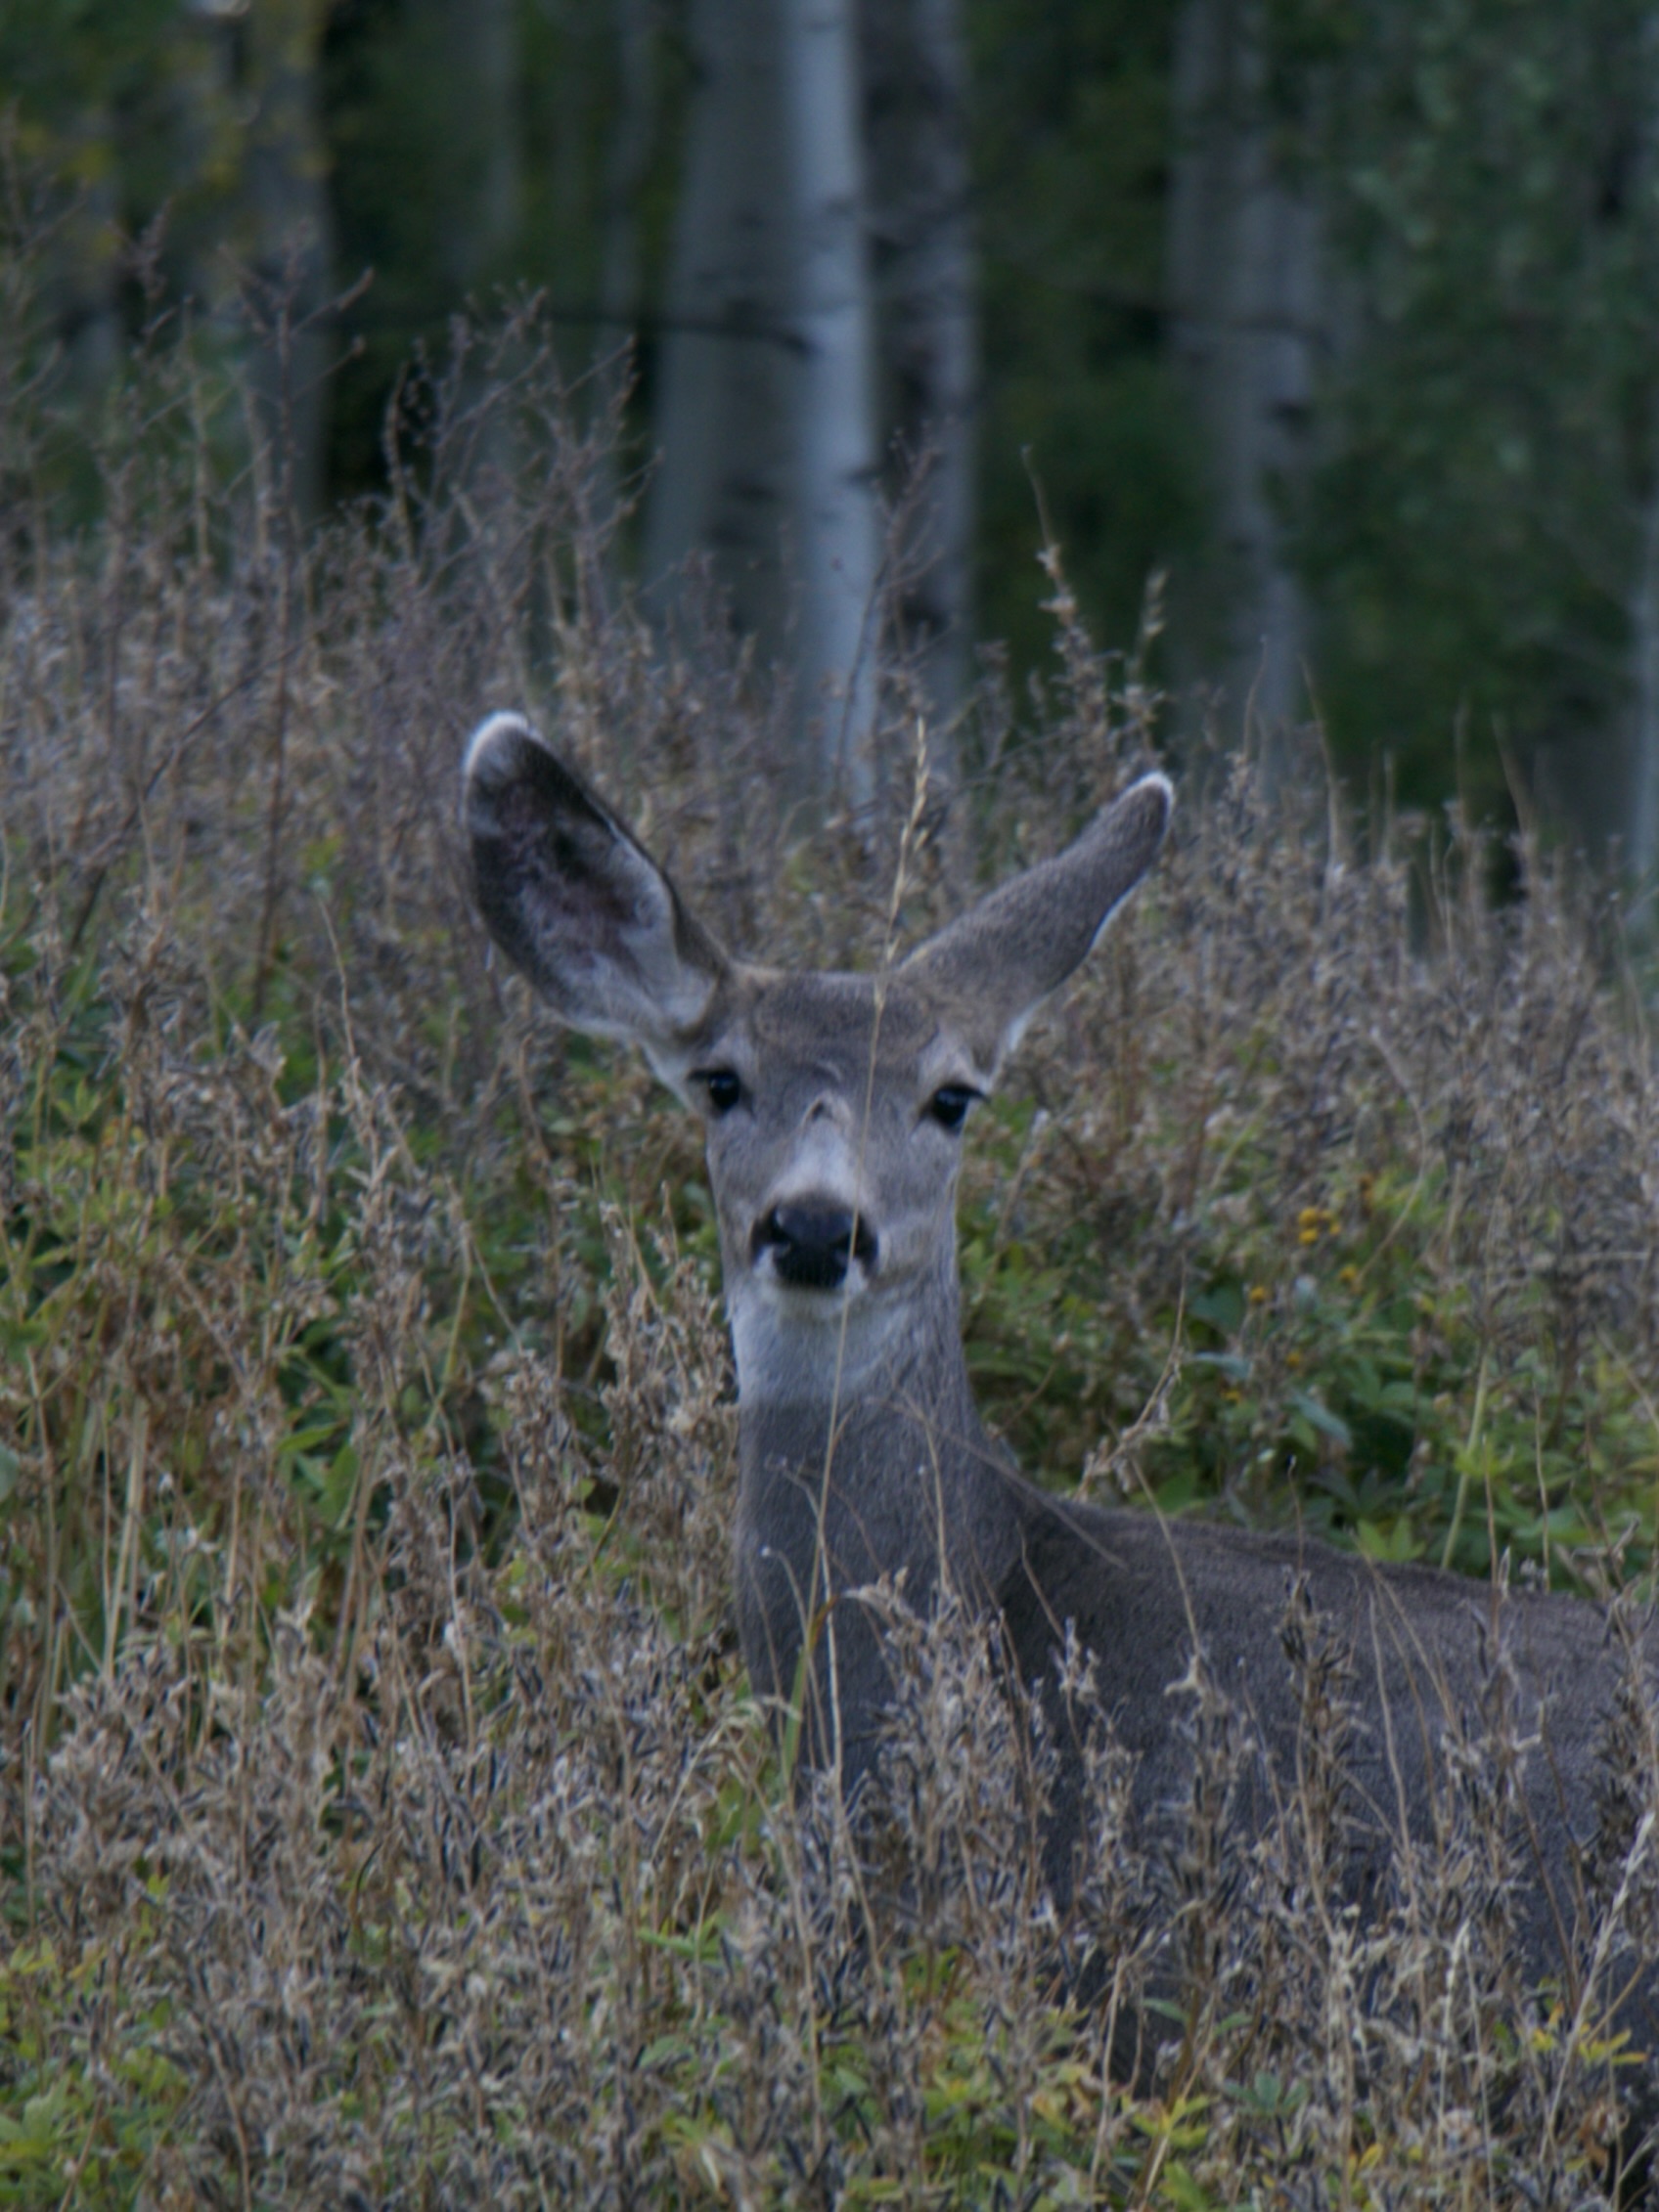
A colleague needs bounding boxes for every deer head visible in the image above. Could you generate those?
[464,711,1172,1414]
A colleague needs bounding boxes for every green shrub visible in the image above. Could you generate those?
[3,287,1656,2203]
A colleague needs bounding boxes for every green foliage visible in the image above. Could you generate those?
[0,901,493,1740]
[969,0,1202,678]
[1274,0,1659,824]
[0,1922,189,2210]
[321,1,688,496]
[0,0,207,206]
[4,292,1656,2204]
[0,0,297,335]
[960,1064,1658,1597]
[15,0,1659,845]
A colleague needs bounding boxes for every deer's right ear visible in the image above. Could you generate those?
[464,714,728,1060]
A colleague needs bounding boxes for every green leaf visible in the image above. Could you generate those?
[1188,1283,1244,1334]
[1288,1393,1352,1451]
[1191,1350,1252,1384]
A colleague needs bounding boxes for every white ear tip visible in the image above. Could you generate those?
[1130,770,1175,819]
[1110,769,1174,852]
[464,710,544,784]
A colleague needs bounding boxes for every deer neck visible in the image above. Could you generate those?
[730,1254,1022,1694]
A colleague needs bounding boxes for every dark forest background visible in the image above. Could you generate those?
[6,0,1659,859]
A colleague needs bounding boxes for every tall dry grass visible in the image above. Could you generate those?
[4,241,1659,2204]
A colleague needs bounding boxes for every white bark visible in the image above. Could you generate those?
[863,0,976,747]
[645,0,793,660]
[244,0,336,523]
[784,0,880,805]
[1166,0,1322,790]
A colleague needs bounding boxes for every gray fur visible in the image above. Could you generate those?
[464,713,1659,2069]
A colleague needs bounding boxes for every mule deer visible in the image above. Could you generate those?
[465,711,1659,2068]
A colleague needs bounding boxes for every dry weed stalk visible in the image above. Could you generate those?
[4,293,1659,2205]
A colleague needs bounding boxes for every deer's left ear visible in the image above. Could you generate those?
[464,714,730,1059]
[902,773,1171,1069]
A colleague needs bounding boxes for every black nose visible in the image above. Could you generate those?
[753,1202,877,1290]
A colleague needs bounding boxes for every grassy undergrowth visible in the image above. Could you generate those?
[6,268,1659,2206]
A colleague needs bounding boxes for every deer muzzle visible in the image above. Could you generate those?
[752,1201,878,1291]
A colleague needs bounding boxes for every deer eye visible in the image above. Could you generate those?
[925,1084,980,1133]
[695,1068,743,1116]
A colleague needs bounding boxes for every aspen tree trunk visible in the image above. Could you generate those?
[863,0,976,751]
[1166,0,1321,793]
[648,0,881,806]
[783,0,880,805]
[591,0,658,531]
[467,0,522,291]
[244,0,336,523]
[426,0,522,512]
[596,0,657,375]
[645,0,794,664]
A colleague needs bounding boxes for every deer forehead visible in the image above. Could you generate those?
[712,968,983,1092]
